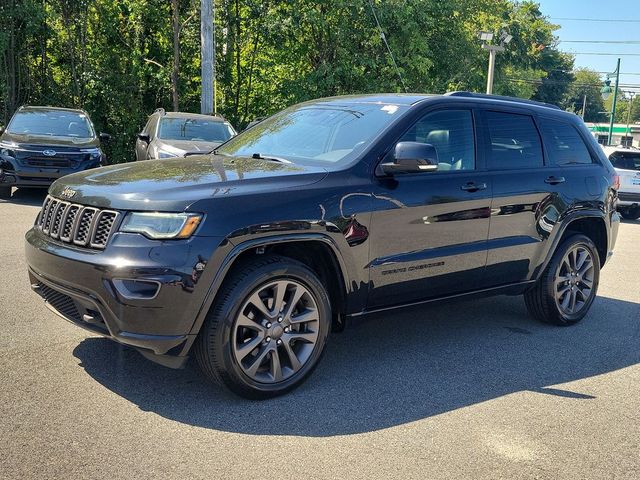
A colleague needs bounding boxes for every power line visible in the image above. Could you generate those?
[367,0,407,92]
[562,52,640,56]
[549,17,640,23]
[560,40,640,44]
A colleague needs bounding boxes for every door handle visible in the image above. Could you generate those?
[460,182,487,192]
[544,176,566,185]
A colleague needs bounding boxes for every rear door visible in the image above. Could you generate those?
[482,108,561,285]
[483,109,599,286]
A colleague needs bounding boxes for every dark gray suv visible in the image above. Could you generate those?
[135,109,236,161]
[0,106,109,199]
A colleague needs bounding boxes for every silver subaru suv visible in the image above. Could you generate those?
[135,109,236,161]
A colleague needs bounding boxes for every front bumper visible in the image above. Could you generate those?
[25,227,224,368]
[0,159,101,188]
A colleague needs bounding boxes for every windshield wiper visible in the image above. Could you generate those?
[251,153,291,164]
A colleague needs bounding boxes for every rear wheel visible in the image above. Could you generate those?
[620,207,640,220]
[0,186,11,199]
[525,234,600,326]
[195,255,331,399]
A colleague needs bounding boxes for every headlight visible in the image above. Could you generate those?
[0,142,17,158]
[120,212,202,239]
[80,147,102,159]
[157,149,178,159]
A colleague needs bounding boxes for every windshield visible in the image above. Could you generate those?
[7,110,95,138]
[159,117,235,143]
[217,103,408,165]
[609,151,640,171]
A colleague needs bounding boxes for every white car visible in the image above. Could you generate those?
[603,146,640,220]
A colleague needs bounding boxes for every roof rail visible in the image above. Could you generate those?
[154,107,166,115]
[444,91,562,110]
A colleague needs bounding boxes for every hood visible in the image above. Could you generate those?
[48,154,328,211]
[157,139,223,155]
[0,131,99,148]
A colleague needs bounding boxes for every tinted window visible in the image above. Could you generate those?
[218,103,407,165]
[400,109,475,170]
[486,111,543,169]
[609,151,640,171]
[158,117,235,143]
[539,118,592,165]
[7,110,94,138]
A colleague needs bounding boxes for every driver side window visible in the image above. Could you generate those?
[401,109,476,171]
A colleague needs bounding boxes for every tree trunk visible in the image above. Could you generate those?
[171,0,180,111]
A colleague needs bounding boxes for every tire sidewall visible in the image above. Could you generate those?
[544,234,600,325]
[211,261,331,397]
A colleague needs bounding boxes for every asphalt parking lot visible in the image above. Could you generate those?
[1,188,638,480]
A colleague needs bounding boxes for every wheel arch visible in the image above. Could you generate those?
[535,212,608,281]
[188,233,351,338]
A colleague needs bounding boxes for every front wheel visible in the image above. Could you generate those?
[525,234,600,326]
[619,207,640,220]
[195,255,331,399]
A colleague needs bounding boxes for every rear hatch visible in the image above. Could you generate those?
[608,150,640,193]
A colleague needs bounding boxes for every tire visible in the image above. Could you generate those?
[194,255,331,399]
[620,207,640,220]
[0,186,11,199]
[525,234,600,326]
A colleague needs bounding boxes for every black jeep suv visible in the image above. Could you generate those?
[25,93,620,399]
[0,106,109,199]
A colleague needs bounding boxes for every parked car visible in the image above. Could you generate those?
[602,146,640,220]
[25,92,619,399]
[135,109,236,161]
[0,106,109,199]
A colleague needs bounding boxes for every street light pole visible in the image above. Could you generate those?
[479,31,511,95]
[625,91,636,144]
[483,45,504,94]
[608,58,621,146]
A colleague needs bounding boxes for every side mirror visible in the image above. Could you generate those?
[379,142,439,175]
[99,132,111,142]
[137,133,150,143]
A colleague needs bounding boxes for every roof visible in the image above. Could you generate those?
[158,111,228,122]
[300,92,565,113]
[18,105,89,115]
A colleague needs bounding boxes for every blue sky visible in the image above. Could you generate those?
[536,0,640,91]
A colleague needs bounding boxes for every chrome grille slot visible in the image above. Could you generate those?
[74,207,98,246]
[49,202,69,238]
[91,211,118,248]
[37,195,119,250]
[42,198,59,233]
[60,205,80,242]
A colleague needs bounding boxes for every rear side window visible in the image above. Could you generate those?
[539,118,593,165]
[485,111,543,169]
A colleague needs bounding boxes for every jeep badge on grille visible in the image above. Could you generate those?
[60,187,76,199]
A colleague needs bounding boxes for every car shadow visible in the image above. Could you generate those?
[0,188,47,206]
[72,294,639,437]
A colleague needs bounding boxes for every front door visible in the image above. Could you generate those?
[367,108,491,309]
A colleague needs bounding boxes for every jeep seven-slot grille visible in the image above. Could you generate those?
[37,196,118,249]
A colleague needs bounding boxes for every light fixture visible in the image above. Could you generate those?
[478,31,493,42]
[500,31,513,44]
[601,77,612,100]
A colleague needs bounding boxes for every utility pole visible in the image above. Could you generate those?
[625,91,636,145]
[601,59,621,145]
[479,31,512,95]
[200,0,215,115]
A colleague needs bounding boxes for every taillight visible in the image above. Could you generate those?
[612,174,620,190]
